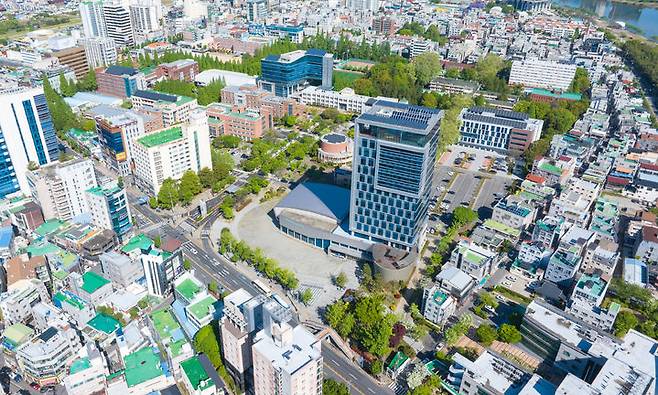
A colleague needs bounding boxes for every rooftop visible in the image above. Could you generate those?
[123,347,164,387]
[388,351,409,371]
[80,271,111,294]
[358,100,442,134]
[87,313,122,334]
[138,126,183,148]
[275,182,350,223]
[104,65,139,76]
[69,357,91,375]
[176,278,201,301]
[121,234,153,253]
[188,296,217,321]
[2,323,34,348]
[180,356,213,391]
[151,308,182,341]
[35,219,67,236]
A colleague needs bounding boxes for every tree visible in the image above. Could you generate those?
[322,379,350,395]
[478,292,499,310]
[369,359,383,375]
[179,170,202,204]
[497,324,522,343]
[197,79,224,105]
[214,135,241,149]
[453,206,478,226]
[148,197,158,209]
[421,92,438,108]
[77,69,97,91]
[325,300,355,338]
[413,52,442,86]
[208,280,219,294]
[334,272,347,288]
[157,178,179,209]
[476,324,498,346]
[183,259,192,271]
[42,76,80,132]
[153,79,196,97]
[27,161,39,171]
[59,74,76,97]
[570,67,591,96]
[614,310,639,337]
[300,288,313,305]
[193,324,223,368]
[354,295,395,356]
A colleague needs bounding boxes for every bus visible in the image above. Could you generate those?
[251,279,272,297]
[272,294,290,309]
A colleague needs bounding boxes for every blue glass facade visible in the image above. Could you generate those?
[260,49,332,97]
[350,102,441,250]
[107,189,132,239]
[34,94,59,161]
[98,124,125,156]
[22,100,48,165]
[0,127,19,198]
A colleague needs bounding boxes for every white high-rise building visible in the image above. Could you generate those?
[0,86,59,198]
[80,36,117,68]
[347,0,378,11]
[79,0,107,38]
[132,110,212,194]
[247,0,267,23]
[103,1,135,47]
[129,0,163,42]
[25,159,98,221]
[509,60,577,91]
[183,0,208,19]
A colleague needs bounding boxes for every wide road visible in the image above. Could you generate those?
[127,194,393,395]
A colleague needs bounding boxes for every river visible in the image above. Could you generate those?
[552,0,658,40]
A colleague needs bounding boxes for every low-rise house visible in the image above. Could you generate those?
[421,285,457,326]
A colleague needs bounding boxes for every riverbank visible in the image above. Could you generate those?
[609,0,658,8]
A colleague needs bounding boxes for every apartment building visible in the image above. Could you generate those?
[448,351,532,395]
[99,251,144,288]
[103,1,135,47]
[53,46,89,79]
[62,343,109,395]
[52,290,96,328]
[172,272,218,336]
[4,255,51,292]
[131,90,198,127]
[137,236,184,296]
[251,319,322,395]
[69,271,113,307]
[85,181,132,241]
[446,239,496,282]
[372,16,397,36]
[459,106,543,153]
[16,323,81,386]
[491,196,537,232]
[509,59,577,91]
[421,285,457,326]
[0,279,49,325]
[132,111,212,194]
[571,271,609,306]
[80,37,117,68]
[26,159,98,221]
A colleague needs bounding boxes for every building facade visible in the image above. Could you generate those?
[459,107,543,153]
[509,60,577,91]
[97,66,145,98]
[85,181,132,241]
[0,87,59,198]
[259,49,333,97]
[349,101,441,251]
[80,37,118,68]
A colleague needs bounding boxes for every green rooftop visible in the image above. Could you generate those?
[3,323,34,348]
[483,219,521,238]
[181,356,213,391]
[188,296,217,321]
[121,234,153,253]
[538,162,562,175]
[531,88,582,101]
[69,357,91,374]
[81,271,111,294]
[432,290,448,305]
[576,273,607,297]
[26,240,61,257]
[124,347,164,387]
[176,278,201,301]
[87,313,122,334]
[387,351,408,371]
[151,308,180,341]
[86,185,122,197]
[169,338,189,358]
[137,126,183,148]
[35,219,67,236]
[54,292,86,310]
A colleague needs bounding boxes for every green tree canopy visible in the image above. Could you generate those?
[413,52,442,86]
[497,324,522,343]
[476,324,498,346]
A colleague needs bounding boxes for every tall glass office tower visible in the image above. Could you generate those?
[349,101,441,251]
[259,49,333,97]
[0,86,59,198]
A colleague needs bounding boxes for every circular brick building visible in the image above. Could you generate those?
[317,133,353,165]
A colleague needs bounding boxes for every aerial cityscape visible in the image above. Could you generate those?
[0,0,657,394]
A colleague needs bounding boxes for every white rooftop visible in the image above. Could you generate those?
[252,323,321,375]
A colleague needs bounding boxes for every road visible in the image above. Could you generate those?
[126,189,393,395]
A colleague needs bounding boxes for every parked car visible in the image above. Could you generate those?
[29,382,40,390]
[13,374,22,383]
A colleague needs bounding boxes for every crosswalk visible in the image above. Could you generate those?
[299,284,323,304]
[388,381,406,395]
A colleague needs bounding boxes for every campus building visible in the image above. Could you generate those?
[317,133,353,165]
[80,37,118,68]
[156,59,199,82]
[206,103,272,140]
[0,86,59,198]
[131,90,198,128]
[132,110,212,194]
[97,66,146,98]
[459,107,543,153]
[272,101,441,282]
[509,60,577,91]
[259,49,333,97]
[299,86,370,113]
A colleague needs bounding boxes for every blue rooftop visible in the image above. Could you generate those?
[359,100,442,133]
[133,90,178,103]
[0,226,12,249]
[105,65,139,76]
[275,183,350,222]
